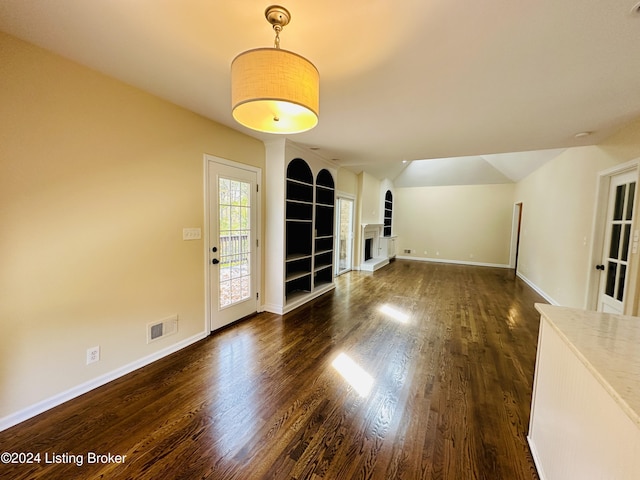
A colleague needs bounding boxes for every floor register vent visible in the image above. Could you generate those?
[147,315,178,344]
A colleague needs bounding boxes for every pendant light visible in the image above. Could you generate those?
[231,5,319,134]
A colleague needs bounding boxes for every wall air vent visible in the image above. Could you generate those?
[147,315,178,344]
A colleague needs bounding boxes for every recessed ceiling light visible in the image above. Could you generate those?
[631,1,640,15]
[574,131,592,138]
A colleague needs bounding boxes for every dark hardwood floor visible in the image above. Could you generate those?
[0,260,543,479]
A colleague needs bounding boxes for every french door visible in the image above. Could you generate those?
[207,159,258,330]
[597,170,637,314]
[335,196,354,275]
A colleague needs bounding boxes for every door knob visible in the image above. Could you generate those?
[212,258,219,265]
[596,264,605,270]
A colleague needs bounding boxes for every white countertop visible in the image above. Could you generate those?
[536,303,640,427]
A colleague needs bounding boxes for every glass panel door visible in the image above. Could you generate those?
[208,160,257,330]
[335,197,354,276]
[598,171,636,314]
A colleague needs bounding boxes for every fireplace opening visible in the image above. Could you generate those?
[365,238,373,261]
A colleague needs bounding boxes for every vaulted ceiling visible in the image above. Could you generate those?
[2,0,640,185]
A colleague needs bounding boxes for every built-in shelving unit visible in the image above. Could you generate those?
[266,140,337,314]
[384,190,393,237]
[285,159,314,301]
[314,169,335,289]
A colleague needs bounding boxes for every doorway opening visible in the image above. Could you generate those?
[335,195,355,276]
[510,202,523,273]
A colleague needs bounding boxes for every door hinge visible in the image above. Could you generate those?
[256,238,259,248]
[256,292,259,299]
[256,184,259,192]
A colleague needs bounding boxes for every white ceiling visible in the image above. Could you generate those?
[2,0,640,186]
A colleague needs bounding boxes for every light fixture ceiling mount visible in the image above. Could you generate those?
[231,5,319,134]
[265,5,290,33]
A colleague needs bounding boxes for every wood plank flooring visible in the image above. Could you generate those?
[0,261,543,479]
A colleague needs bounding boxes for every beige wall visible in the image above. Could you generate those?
[514,118,640,307]
[395,184,515,266]
[0,33,264,421]
[336,167,358,196]
[359,171,382,225]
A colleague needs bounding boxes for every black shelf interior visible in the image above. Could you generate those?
[315,204,334,238]
[287,158,314,184]
[286,180,313,203]
[285,275,312,298]
[384,190,393,237]
[286,221,312,257]
[286,199,313,221]
[314,266,333,286]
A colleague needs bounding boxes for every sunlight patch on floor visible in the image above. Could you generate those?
[331,352,374,397]
[379,303,410,324]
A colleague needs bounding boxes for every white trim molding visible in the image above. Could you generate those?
[396,255,510,269]
[516,271,559,306]
[0,332,208,432]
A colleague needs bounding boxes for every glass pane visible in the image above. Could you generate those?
[240,276,250,299]
[240,207,249,230]
[232,254,243,279]
[218,177,252,308]
[219,258,231,282]
[241,182,250,206]
[231,206,242,230]
[605,262,617,297]
[627,182,636,221]
[231,181,240,205]
[220,207,231,232]
[220,279,232,308]
[617,263,627,302]
[219,178,230,204]
[622,224,631,262]
[609,224,621,259]
[613,184,626,221]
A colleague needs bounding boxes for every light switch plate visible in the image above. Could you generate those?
[183,228,201,240]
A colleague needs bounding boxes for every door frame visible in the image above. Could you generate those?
[204,154,262,332]
[509,202,523,271]
[587,158,640,314]
[335,191,356,276]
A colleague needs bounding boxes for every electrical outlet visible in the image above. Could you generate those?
[87,346,100,365]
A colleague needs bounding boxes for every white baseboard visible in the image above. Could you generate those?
[527,436,547,480]
[0,331,208,432]
[262,303,284,315]
[395,255,510,269]
[516,271,559,305]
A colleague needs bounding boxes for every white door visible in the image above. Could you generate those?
[208,160,258,330]
[597,170,637,314]
[335,197,354,275]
